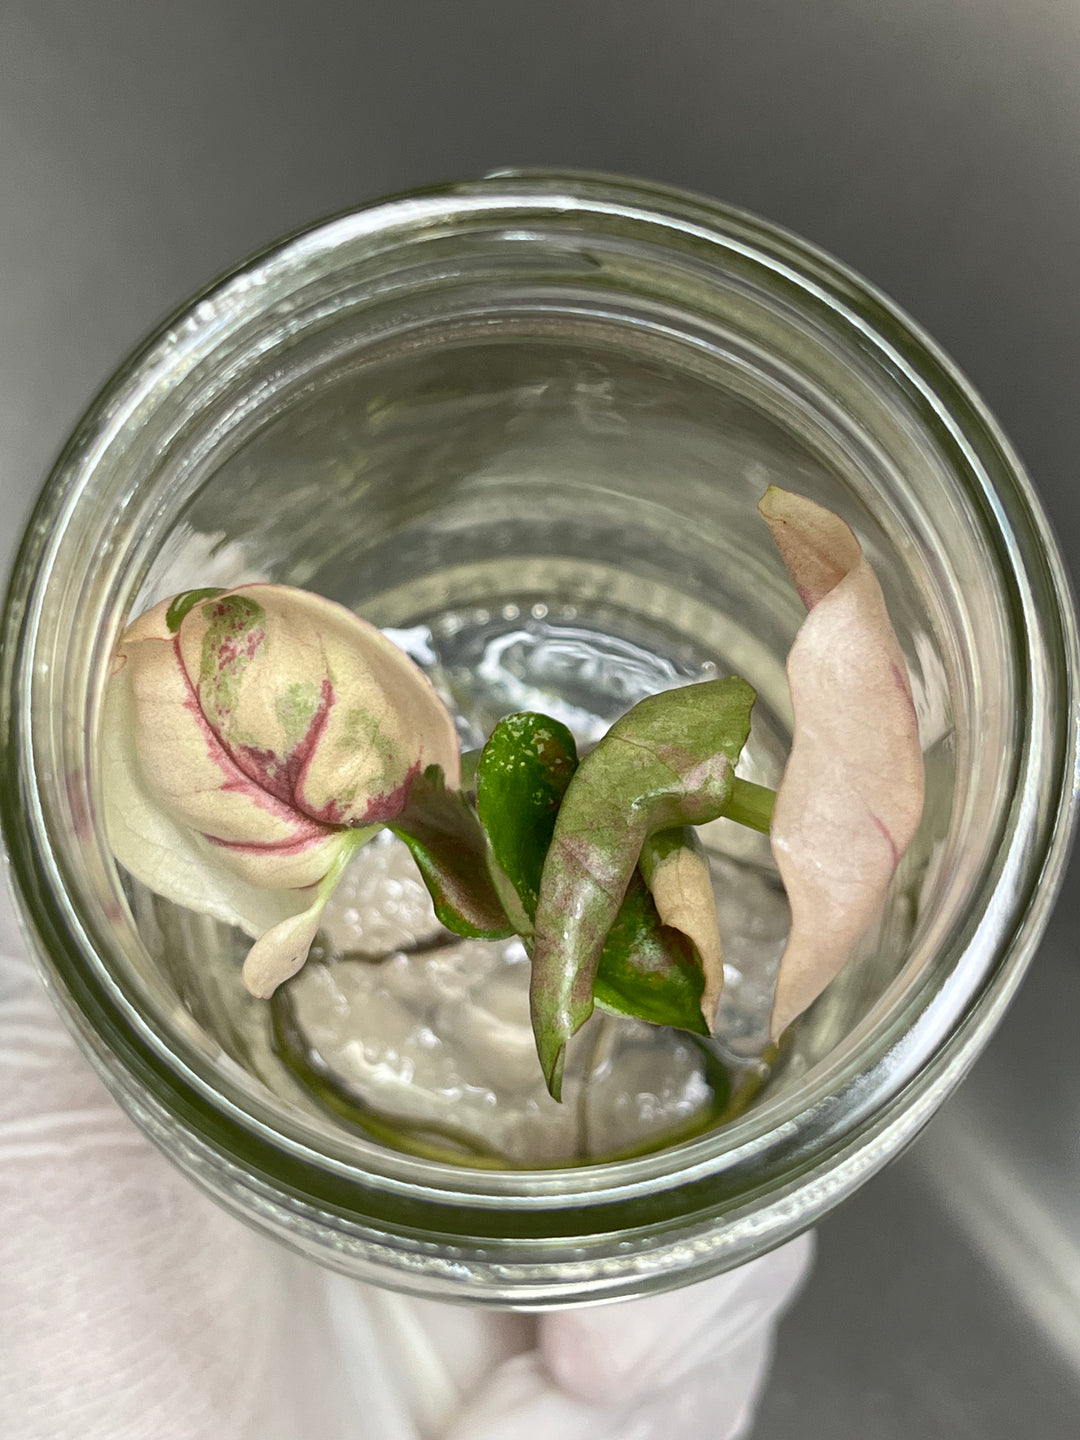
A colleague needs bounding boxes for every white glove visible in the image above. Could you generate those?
[0,872,811,1439]
[443,1241,812,1440]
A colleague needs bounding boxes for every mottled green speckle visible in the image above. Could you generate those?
[337,704,397,774]
[276,681,321,749]
[199,593,266,729]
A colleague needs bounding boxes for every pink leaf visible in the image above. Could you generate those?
[639,828,725,1028]
[760,487,925,1039]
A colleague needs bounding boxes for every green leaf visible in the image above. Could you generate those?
[476,712,579,923]
[593,872,709,1034]
[531,678,756,1098]
[164,587,226,633]
[477,712,711,1048]
[391,766,514,940]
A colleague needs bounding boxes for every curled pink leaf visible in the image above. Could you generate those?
[760,487,925,1039]
[639,828,724,1028]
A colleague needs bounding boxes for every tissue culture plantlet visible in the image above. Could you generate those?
[102,490,924,1163]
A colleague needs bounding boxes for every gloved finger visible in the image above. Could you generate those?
[324,1275,533,1439]
[441,1352,613,1440]
[442,1325,776,1440]
[539,1232,814,1404]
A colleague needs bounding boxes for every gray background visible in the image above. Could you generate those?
[2,2,1078,1434]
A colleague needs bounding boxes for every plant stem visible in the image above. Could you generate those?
[725,778,776,835]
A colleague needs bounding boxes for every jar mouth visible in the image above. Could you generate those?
[3,172,1077,1277]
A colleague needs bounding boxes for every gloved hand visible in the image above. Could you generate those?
[0,874,812,1440]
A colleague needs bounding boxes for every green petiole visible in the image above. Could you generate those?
[724,778,776,835]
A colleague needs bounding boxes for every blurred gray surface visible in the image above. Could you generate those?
[2,2,1078,1433]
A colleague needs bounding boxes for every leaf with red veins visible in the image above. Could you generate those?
[174,585,461,829]
[113,585,459,884]
[102,582,460,994]
[101,657,315,938]
[118,596,345,892]
[760,487,925,1040]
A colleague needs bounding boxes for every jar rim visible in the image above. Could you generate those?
[3,170,1077,1298]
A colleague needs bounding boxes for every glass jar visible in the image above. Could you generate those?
[2,171,1076,1306]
